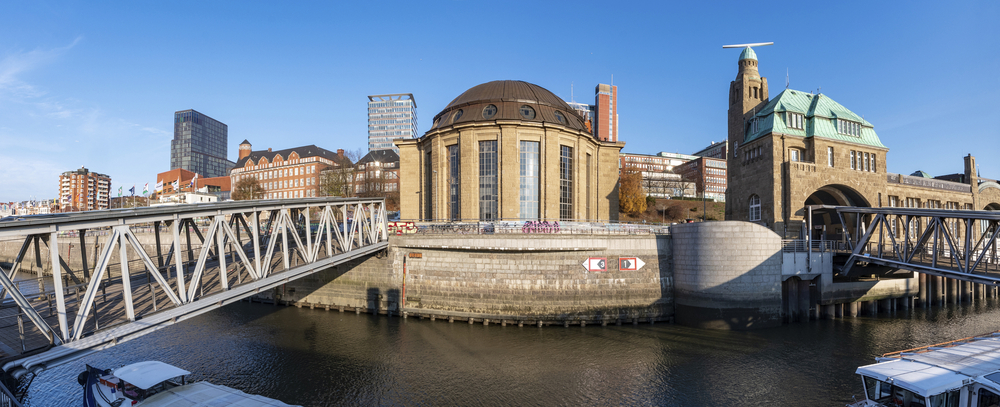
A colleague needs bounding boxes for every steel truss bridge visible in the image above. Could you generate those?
[834,207,1000,285]
[0,198,388,379]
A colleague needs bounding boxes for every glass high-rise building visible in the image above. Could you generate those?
[170,109,235,178]
[368,94,417,152]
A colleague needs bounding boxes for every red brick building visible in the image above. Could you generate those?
[229,140,351,199]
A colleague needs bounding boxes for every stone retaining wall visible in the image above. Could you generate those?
[280,234,673,324]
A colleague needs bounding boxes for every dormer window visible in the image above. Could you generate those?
[837,119,862,136]
[787,113,804,129]
[749,117,761,134]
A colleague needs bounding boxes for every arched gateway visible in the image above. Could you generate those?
[803,184,871,241]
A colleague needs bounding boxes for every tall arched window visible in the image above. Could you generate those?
[749,195,761,222]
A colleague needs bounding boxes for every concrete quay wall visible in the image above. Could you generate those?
[277,234,674,324]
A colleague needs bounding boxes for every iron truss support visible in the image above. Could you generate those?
[0,197,387,377]
[837,206,1000,286]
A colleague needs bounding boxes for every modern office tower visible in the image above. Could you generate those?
[594,84,618,142]
[368,94,417,152]
[58,166,111,212]
[170,109,235,178]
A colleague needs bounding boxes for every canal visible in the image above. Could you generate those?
[19,298,1000,406]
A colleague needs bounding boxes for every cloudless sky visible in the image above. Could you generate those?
[1,1,997,202]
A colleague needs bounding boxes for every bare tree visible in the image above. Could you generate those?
[232,176,266,200]
[316,149,362,197]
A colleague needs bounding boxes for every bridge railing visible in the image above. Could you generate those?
[833,206,1000,283]
[0,197,388,377]
[781,239,835,252]
[388,219,671,236]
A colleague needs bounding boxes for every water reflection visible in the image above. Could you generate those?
[21,298,1000,406]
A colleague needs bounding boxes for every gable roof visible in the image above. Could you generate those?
[744,89,887,149]
[357,149,400,166]
[232,145,351,170]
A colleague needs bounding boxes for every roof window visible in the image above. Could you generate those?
[787,113,804,130]
[837,119,862,137]
[519,105,535,120]
[554,111,566,124]
[482,104,497,119]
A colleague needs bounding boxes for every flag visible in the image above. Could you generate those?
[155,181,163,192]
[118,186,122,197]
[129,186,135,196]
[172,180,178,191]
[189,173,198,188]
[143,183,149,196]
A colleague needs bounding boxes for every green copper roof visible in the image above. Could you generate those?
[911,170,932,178]
[743,89,886,149]
[739,47,757,61]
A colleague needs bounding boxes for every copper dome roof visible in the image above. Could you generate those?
[428,80,590,133]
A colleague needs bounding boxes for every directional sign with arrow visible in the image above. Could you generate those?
[582,257,607,272]
[618,257,646,271]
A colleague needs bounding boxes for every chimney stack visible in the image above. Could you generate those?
[268,148,272,152]
[337,149,344,159]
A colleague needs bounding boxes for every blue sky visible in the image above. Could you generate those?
[1,1,997,202]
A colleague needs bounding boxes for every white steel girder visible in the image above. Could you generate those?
[0,197,387,374]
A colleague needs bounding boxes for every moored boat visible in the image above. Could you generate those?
[848,331,1000,407]
[79,361,298,406]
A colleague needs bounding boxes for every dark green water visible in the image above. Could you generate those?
[20,299,1000,406]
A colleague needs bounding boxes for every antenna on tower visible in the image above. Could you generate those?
[571,82,574,102]
[786,68,789,89]
[722,42,774,48]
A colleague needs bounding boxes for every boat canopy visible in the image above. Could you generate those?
[141,381,299,406]
[113,361,190,390]
[856,359,965,397]
[857,335,1000,397]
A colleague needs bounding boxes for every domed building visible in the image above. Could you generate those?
[396,80,624,222]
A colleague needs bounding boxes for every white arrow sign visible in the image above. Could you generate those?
[582,257,607,272]
[618,257,646,271]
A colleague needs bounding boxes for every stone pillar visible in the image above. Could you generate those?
[835,303,844,318]
[847,302,859,317]
[947,279,957,304]
[936,276,945,306]
[879,298,892,314]
[821,304,836,319]
[918,273,927,307]
[786,279,799,323]
[798,279,811,322]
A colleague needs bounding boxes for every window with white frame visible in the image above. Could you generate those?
[790,149,801,162]
[787,112,804,129]
[864,153,870,171]
[749,195,761,222]
[850,151,856,169]
[827,147,834,167]
[837,119,862,136]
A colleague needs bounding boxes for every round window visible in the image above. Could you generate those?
[432,118,440,128]
[482,104,497,119]
[452,109,463,122]
[519,105,536,119]
[554,111,566,124]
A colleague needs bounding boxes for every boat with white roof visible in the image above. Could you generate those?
[79,361,298,406]
[848,331,1000,407]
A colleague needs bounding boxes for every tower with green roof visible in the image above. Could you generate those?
[724,46,895,236]
[726,46,771,223]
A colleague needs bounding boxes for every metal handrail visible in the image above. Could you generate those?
[389,219,672,236]
[781,239,834,253]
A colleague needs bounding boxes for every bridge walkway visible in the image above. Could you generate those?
[0,197,388,378]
